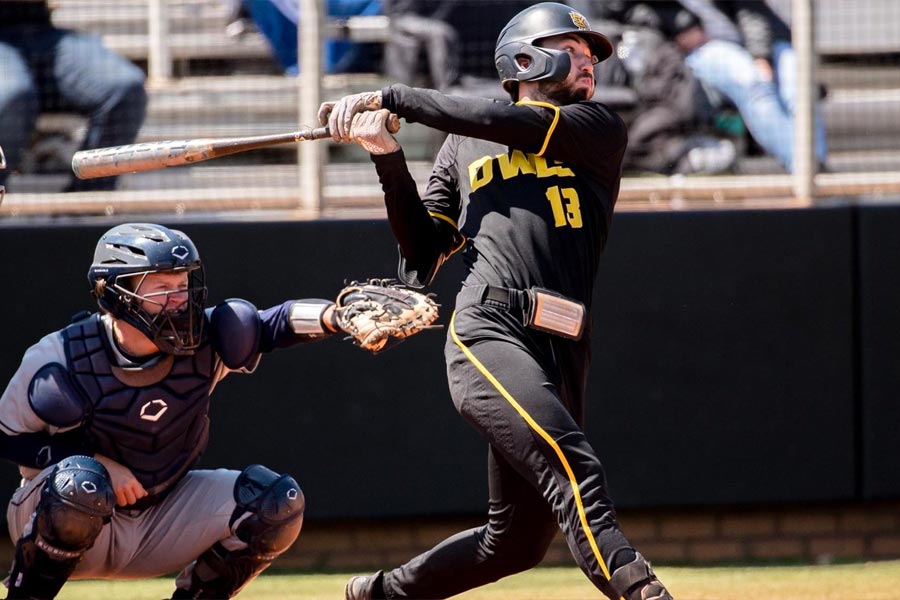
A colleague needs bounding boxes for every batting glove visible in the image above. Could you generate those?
[349,110,401,155]
[318,90,382,143]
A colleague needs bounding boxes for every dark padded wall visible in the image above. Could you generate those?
[587,207,856,507]
[0,204,873,519]
[857,202,900,499]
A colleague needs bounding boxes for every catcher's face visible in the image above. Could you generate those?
[113,266,206,355]
[132,271,191,316]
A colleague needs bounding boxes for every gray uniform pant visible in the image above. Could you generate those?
[7,467,239,582]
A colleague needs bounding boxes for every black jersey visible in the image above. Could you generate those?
[375,84,627,309]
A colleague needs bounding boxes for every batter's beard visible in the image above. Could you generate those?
[536,79,593,105]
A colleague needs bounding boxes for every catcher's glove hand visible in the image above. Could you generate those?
[334,279,440,353]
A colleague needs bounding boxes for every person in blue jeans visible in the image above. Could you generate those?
[0,1,147,192]
[678,0,827,173]
[242,0,382,76]
[594,0,827,173]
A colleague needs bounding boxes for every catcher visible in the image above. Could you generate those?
[0,222,437,599]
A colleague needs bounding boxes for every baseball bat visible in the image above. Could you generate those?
[71,113,400,180]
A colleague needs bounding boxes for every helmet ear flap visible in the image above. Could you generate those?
[497,43,572,98]
[517,46,571,84]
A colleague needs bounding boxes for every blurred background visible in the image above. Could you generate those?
[2,0,899,210]
[1,0,900,573]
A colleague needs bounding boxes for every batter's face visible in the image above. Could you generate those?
[535,34,597,103]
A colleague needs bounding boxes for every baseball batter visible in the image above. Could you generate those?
[321,3,674,600]
[0,223,435,599]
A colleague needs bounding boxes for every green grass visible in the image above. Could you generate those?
[58,559,900,599]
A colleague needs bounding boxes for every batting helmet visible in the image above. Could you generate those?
[495,2,614,99]
[88,223,207,355]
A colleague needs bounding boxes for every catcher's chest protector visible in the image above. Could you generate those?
[62,315,215,490]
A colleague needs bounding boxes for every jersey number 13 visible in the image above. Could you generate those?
[545,185,583,229]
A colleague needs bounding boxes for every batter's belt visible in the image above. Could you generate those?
[455,285,587,340]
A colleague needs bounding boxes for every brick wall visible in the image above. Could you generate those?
[279,501,900,571]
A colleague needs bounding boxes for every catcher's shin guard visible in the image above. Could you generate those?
[172,465,304,599]
[609,553,674,600]
[6,456,114,599]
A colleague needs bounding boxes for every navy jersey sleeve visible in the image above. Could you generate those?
[258,300,335,351]
[0,333,90,468]
[381,84,627,166]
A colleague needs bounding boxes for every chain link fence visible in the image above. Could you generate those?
[1,0,899,216]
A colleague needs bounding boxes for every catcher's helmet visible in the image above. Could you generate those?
[88,223,207,355]
[495,2,613,99]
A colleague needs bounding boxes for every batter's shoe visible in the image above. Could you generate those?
[610,553,674,600]
[344,570,383,600]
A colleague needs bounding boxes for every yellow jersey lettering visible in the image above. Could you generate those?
[533,155,575,179]
[468,155,494,192]
[497,149,536,180]
[468,153,574,191]
[551,161,575,177]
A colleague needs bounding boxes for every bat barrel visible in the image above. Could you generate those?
[71,113,400,179]
[72,140,215,179]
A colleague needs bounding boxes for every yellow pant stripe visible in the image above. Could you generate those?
[450,311,619,591]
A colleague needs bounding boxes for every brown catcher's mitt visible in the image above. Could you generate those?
[334,279,440,353]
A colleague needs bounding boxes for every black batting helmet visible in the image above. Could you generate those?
[88,223,207,355]
[495,2,614,99]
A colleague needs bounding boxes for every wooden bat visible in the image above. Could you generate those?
[71,114,400,180]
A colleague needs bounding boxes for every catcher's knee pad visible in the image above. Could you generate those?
[6,456,113,599]
[173,466,303,599]
[36,455,115,556]
[232,464,305,558]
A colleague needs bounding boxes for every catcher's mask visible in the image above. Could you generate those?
[494,2,613,100]
[0,145,6,206]
[88,223,207,355]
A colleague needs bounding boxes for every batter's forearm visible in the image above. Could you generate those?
[381,84,548,153]
[372,150,445,284]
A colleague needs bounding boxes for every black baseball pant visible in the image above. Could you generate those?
[382,290,636,600]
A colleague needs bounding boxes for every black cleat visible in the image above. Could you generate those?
[610,553,674,600]
[344,571,381,600]
[636,579,674,600]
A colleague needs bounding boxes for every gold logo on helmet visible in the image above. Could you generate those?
[569,11,589,30]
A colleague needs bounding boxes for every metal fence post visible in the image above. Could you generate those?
[299,0,324,215]
[792,0,815,200]
[147,0,172,82]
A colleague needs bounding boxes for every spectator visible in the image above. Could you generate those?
[0,0,147,192]
[242,0,383,76]
[611,24,737,175]
[381,0,460,91]
[595,0,827,173]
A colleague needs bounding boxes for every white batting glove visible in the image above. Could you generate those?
[350,109,401,155]
[318,90,382,143]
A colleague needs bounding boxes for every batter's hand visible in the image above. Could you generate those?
[318,90,382,143]
[350,109,401,155]
[95,453,148,507]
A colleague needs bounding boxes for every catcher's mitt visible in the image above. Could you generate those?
[334,279,440,353]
